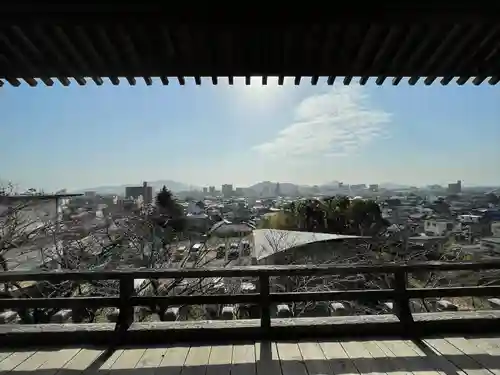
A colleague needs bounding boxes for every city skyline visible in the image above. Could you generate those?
[4,177,491,196]
[69,179,495,197]
[1,78,499,191]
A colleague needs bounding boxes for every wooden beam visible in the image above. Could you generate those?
[1,261,500,282]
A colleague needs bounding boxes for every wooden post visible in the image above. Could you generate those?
[393,269,414,334]
[259,275,271,330]
[117,277,134,331]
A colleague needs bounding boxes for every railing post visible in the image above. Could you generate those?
[117,276,134,332]
[393,269,414,334]
[259,275,271,329]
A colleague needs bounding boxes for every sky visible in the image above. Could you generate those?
[0,77,499,192]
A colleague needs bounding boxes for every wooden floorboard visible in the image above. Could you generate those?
[133,348,169,375]
[158,345,189,375]
[182,345,212,375]
[59,348,104,375]
[298,342,332,375]
[278,342,307,375]
[206,344,232,375]
[319,341,359,375]
[11,350,52,373]
[2,336,500,375]
[255,342,280,375]
[424,338,492,375]
[378,339,441,375]
[1,352,36,373]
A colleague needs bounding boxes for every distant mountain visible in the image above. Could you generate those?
[246,180,418,196]
[76,180,198,195]
[75,179,416,197]
[248,181,356,196]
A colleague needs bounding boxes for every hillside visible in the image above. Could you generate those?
[76,180,197,195]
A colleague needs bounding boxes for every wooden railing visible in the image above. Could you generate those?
[1,261,500,335]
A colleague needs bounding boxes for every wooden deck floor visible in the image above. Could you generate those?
[2,336,500,375]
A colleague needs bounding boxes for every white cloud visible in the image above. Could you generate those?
[252,85,392,159]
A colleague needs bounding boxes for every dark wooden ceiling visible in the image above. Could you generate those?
[0,4,499,87]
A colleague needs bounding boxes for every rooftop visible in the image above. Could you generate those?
[252,229,365,261]
[208,221,254,236]
[482,237,500,244]
[0,194,83,202]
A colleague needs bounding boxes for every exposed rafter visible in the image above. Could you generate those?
[0,4,499,86]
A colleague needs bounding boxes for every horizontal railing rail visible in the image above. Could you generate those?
[1,261,500,335]
[2,260,500,282]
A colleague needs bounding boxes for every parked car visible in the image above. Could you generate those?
[216,244,226,259]
[221,305,236,320]
[191,243,203,252]
[228,249,239,260]
[174,246,186,261]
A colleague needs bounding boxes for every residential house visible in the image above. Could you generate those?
[186,201,205,215]
[185,213,210,232]
[481,237,500,254]
[424,219,454,236]
[208,220,254,238]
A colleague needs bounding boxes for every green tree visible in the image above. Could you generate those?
[269,196,388,236]
[347,199,387,236]
[195,200,205,210]
[153,186,185,239]
[485,192,500,205]
[432,197,451,215]
[156,186,183,218]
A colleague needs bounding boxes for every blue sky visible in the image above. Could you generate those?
[0,77,499,192]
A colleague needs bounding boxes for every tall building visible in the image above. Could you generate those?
[350,184,366,190]
[142,181,153,205]
[221,184,233,197]
[203,187,208,194]
[125,181,153,205]
[275,183,281,197]
[209,186,216,194]
[447,180,462,194]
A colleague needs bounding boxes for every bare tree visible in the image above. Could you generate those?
[6,181,495,324]
[0,181,247,324]
[0,184,50,287]
[257,229,495,317]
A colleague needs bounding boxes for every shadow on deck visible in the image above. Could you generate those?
[3,335,500,375]
[3,311,500,347]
